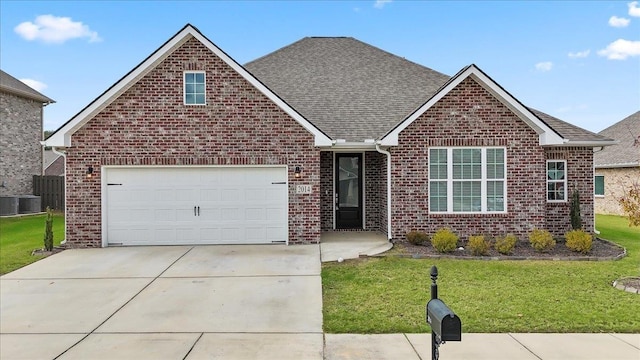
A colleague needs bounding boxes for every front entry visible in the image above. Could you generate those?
[335,153,363,229]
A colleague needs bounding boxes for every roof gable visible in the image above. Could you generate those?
[379,65,568,146]
[0,69,54,104]
[44,24,331,147]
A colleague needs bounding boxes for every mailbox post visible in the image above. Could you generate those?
[426,266,461,360]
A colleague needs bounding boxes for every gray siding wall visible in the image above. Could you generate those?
[0,91,43,195]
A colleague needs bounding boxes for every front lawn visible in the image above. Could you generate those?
[322,214,640,333]
[0,213,65,275]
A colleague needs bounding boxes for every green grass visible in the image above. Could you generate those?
[322,214,640,333]
[0,213,65,275]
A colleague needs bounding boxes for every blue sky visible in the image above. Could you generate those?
[1,0,639,133]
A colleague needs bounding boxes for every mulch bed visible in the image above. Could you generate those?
[390,237,626,261]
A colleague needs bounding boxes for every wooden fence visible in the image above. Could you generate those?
[33,175,64,211]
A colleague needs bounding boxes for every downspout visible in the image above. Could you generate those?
[50,146,67,245]
[592,147,604,235]
[375,143,392,241]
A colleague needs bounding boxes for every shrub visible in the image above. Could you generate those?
[43,207,54,251]
[528,229,555,252]
[618,182,640,227]
[406,230,429,245]
[570,187,582,230]
[431,228,458,253]
[468,235,489,256]
[494,234,517,255]
[565,229,593,254]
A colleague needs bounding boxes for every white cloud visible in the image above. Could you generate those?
[535,61,553,72]
[568,50,590,58]
[19,78,47,92]
[598,39,640,60]
[374,0,392,9]
[14,15,101,44]
[629,1,640,17]
[609,15,630,27]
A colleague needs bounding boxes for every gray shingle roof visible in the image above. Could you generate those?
[530,109,614,143]
[0,69,54,103]
[245,37,610,145]
[245,37,449,142]
[594,111,640,168]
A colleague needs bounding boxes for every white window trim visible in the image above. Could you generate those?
[183,71,206,105]
[594,174,605,198]
[546,160,567,203]
[428,147,507,214]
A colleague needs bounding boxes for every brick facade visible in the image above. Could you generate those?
[389,77,590,241]
[545,147,594,236]
[64,37,321,247]
[0,91,43,195]
[595,167,640,216]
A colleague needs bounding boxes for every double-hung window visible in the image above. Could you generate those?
[184,71,206,105]
[429,147,506,213]
[547,160,567,202]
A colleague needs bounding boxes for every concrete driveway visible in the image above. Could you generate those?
[0,245,323,359]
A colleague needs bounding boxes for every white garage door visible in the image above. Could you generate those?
[104,166,288,246]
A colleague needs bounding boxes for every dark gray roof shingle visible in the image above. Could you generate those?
[245,37,609,145]
[0,69,54,103]
[530,109,614,143]
[594,111,640,168]
[245,37,449,141]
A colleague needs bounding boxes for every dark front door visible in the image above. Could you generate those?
[335,153,363,229]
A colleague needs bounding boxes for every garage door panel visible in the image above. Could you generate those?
[221,189,240,202]
[199,208,220,221]
[106,167,288,246]
[246,208,265,221]
[200,189,220,201]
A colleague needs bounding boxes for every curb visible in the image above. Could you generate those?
[613,277,640,294]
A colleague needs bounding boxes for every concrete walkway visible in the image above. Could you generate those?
[320,231,391,262]
[324,333,640,359]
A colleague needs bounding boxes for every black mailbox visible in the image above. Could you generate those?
[427,299,461,342]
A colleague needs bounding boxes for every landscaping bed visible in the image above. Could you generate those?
[391,237,626,261]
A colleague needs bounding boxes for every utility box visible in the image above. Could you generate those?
[19,195,41,214]
[0,196,19,216]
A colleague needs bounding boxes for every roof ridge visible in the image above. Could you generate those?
[244,37,312,67]
[346,37,449,77]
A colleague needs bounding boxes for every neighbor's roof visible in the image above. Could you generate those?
[246,37,612,146]
[245,37,449,142]
[0,69,54,104]
[594,111,640,168]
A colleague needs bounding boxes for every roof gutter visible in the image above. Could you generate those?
[595,162,640,169]
[375,142,393,241]
[547,140,619,147]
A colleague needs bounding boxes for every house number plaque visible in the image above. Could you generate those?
[296,184,313,194]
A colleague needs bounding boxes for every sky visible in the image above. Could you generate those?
[1,0,639,134]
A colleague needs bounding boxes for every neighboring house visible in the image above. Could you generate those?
[0,70,55,196]
[594,111,640,216]
[44,149,65,176]
[43,24,614,248]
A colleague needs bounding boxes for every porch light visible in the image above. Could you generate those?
[86,166,94,178]
[294,166,302,178]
